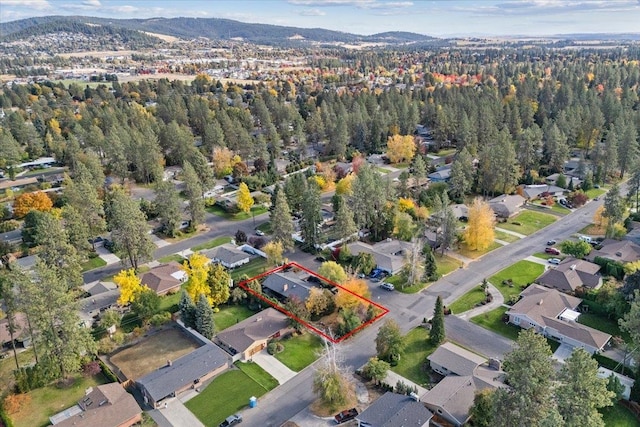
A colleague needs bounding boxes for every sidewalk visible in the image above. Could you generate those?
[495,227,527,239]
[456,283,506,320]
[524,255,551,267]
[443,250,473,266]
[252,349,297,384]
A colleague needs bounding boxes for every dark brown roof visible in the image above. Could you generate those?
[536,257,601,293]
[139,262,185,294]
[54,383,141,427]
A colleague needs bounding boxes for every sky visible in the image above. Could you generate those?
[1,0,640,37]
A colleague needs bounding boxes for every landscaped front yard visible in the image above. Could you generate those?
[231,257,270,281]
[435,254,463,276]
[190,236,232,252]
[206,204,268,221]
[457,241,502,259]
[600,402,640,427]
[274,332,323,372]
[489,260,545,301]
[390,326,437,387]
[234,361,279,390]
[10,373,109,427]
[214,304,256,332]
[493,230,520,243]
[498,210,557,236]
[186,368,274,427]
[81,256,107,272]
[470,307,520,341]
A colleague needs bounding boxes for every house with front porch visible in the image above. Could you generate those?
[507,285,611,354]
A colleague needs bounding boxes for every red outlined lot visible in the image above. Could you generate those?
[236,261,389,343]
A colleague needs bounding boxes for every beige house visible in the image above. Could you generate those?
[216,308,291,361]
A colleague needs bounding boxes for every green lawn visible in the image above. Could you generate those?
[0,349,35,396]
[601,402,640,427]
[578,312,630,342]
[374,167,391,174]
[256,221,272,234]
[234,361,279,390]
[436,254,463,276]
[274,332,323,372]
[585,188,607,199]
[529,201,571,215]
[214,304,256,332]
[436,148,456,157]
[448,287,488,315]
[157,288,184,313]
[81,256,107,272]
[11,374,109,427]
[157,254,186,264]
[206,205,268,221]
[385,274,427,294]
[186,369,271,427]
[191,236,232,252]
[457,241,502,259]
[470,307,520,341]
[498,211,557,236]
[391,327,437,386]
[494,230,520,243]
[231,258,270,281]
[489,260,544,301]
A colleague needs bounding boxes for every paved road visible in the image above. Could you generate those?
[444,316,513,360]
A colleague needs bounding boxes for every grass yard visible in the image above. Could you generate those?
[81,256,107,272]
[274,332,323,372]
[11,373,109,427]
[494,230,520,243]
[256,221,272,234]
[157,289,184,313]
[206,205,268,221]
[578,224,606,236]
[190,236,232,252]
[601,402,640,426]
[489,260,544,301]
[578,312,630,342]
[585,188,607,199]
[385,275,427,294]
[0,349,35,396]
[234,361,279,389]
[498,211,557,236]
[186,369,271,427]
[231,257,270,281]
[436,254,463,276]
[157,254,186,264]
[456,241,502,259]
[470,307,520,341]
[109,327,200,380]
[374,167,391,174]
[214,304,256,332]
[448,286,487,315]
[391,327,437,386]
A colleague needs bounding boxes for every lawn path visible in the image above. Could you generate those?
[456,283,505,320]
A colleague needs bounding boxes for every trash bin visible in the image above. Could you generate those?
[249,396,257,408]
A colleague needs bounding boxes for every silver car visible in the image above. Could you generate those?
[379,282,395,291]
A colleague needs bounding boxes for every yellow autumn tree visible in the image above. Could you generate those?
[13,191,53,218]
[397,198,415,212]
[335,174,354,195]
[181,252,211,303]
[212,147,236,178]
[593,205,608,233]
[335,278,371,311]
[263,240,284,266]
[386,135,416,164]
[305,287,332,317]
[114,269,145,305]
[463,198,496,251]
[237,182,254,214]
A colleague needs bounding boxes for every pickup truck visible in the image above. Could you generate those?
[334,408,358,424]
[219,414,242,427]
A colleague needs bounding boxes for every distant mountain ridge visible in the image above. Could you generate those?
[0,15,436,45]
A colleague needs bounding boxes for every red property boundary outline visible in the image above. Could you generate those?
[236,261,389,343]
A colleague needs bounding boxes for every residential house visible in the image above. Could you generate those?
[137,344,230,408]
[139,262,187,296]
[488,194,526,218]
[521,184,565,200]
[428,166,451,183]
[347,239,414,275]
[585,239,640,264]
[0,312,29,349]
[507,285,611,354]
[0,176,39,192]
[423,342,506,427]
[451,204,469,221]
[261,271,313,302]
[216,308,291,361]
[535,257,602,294]
[357,392,433,427]
[78,281,120,327]
[624,221,640,246]
[333,161,353,178]
[545,173,581,189]
[202,243,251,269]
[50,383,142,427]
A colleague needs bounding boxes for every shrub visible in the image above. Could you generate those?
[13,364,50,393]
[511,221,521,226]
[97,337,117,354]
[98,360,118,383]
[267,341,284,355]
[149,311,172,326]
[82,360,101,377]
[2,394,30,415]
[0,220,20,232]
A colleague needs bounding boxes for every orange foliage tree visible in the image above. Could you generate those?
[12,191,53,218]
[335,278,371,311]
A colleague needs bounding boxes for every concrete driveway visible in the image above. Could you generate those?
[552,344,574,363]
[252,349,297,384]
[95,245,120,265]
[149,397,204,427]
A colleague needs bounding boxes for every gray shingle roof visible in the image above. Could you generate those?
[201,244,250,266]
[427,342,487,377]
[508,284,582,325]
[137,344,229,402]
[536,257,601,293]
[262,271,312,301]
[357,392,433,427]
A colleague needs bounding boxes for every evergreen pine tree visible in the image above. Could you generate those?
[179,290,196,329]
[195,293,215,340]
[423,244,438,281]
[430,295,445,345]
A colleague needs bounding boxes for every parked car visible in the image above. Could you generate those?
[255,229,265,236]
[548,258,561,265]
[578,235,593,244]
[219,414,242,427]
[545,247,560,255]
[334,408,358,424]
[380,282,395,291]
[546,240,557,246]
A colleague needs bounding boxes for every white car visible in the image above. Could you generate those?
[548,258,561,265]
[255,230,265,236]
